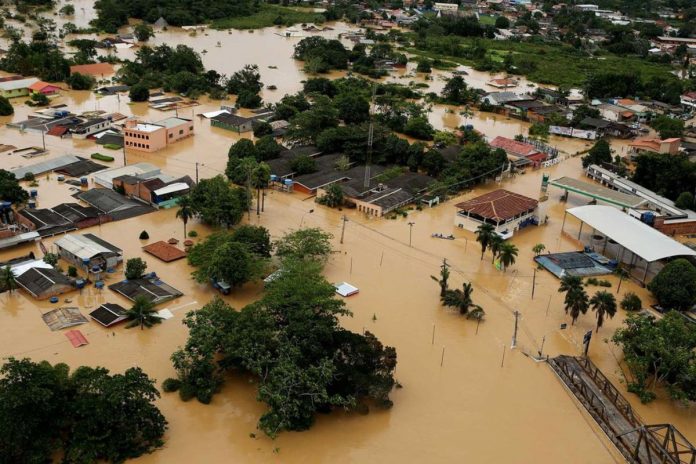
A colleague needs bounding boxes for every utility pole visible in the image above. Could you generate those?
[256,187,261,216]
[195,162,199,183]
[583,330,592,357]
[408,221,415,247]
[122,143,127,166]
[538,335,546,358]
[532,267,537,299]
[340,215,347,244]
[41,130,46,151]
[511,310,520,349]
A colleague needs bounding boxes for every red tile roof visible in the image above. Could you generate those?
[490,136,540,158]
[142,240,187,262]
[46,126,69,137]
[70,63,115,76]
[455,189,538,222]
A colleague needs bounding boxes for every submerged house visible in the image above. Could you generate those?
[54,233,123,272]
[454,189,539,236]
[15,267,74,300]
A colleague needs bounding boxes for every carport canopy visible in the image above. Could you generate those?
[565,205,696,263]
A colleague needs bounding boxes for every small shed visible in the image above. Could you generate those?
[54,233,123,272]
[89,303,128,327]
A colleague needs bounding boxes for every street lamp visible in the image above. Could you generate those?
[408,222,415,247]
[299,209,314,227]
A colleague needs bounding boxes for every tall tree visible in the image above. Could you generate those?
[475,223,495,260]
[430,259,450,297]
[175,195,194,238]
[497,243,518,271]
[441,282,482,316]
[125,295,161,330]
[489,234,503,263]
[647,258,696,311]
[1,265,16,294]
[590,290,617,332]
[558,275,589,325]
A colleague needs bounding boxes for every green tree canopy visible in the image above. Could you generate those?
[188,175,247,227]
[647,259,696,311]
[0,358,166,462]
[0,170,28,204]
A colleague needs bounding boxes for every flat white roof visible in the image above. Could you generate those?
[153,182,189,196]
[156,117,190,128]
[132,123,163,133]
[93,163,160,187]
[567,205,696,263]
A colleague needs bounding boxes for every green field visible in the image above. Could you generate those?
[211,5,325,30]
[407,38,676,88]
[478,15,497,26]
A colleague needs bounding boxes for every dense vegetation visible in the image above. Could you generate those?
[613,312,696,403]
[187,175,248,227]
[165,230,397,437]
[0,169,28,204]
[92,0,257,31]
[0,358,166,462]
[187,226,271,289]
[632,154,696,202]
[647,259,696,312]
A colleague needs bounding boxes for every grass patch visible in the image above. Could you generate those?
[407,38,676,88]
[210,4,325,30]
[91,152,114,162]
[478,15,496,26]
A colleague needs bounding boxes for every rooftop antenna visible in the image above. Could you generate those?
[364,83,377,189]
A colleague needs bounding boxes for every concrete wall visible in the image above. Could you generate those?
[124,128,167,152]
[166,120,194,143]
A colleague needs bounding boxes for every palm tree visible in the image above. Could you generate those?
[498,243,518,271]
[430,259,450,297]
[475,223,495,261]
[489,234,503,263]
[1,265,16,294]
[125,295,162,330]
[175,195,194,238]
[558,275,589,325]
[441,282,481,316]
[614,267,629,294]
[467,306,485,334]
[532,243,546,256]
[590,290,617,333]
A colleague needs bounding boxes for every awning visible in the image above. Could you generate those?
[153,182,189,197]
[566,205,696,263]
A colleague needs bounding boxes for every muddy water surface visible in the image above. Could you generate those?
[0,16,693,464]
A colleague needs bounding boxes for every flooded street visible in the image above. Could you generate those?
[0,16,694,464]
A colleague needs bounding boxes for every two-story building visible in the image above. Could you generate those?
[123,117,193,152]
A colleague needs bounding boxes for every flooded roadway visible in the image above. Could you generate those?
[0,16,693,464]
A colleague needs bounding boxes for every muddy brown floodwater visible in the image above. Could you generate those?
[0,15,693,464]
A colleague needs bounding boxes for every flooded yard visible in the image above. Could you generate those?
[0,17,693,464]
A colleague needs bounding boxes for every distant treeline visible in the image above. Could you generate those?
[92,0,258,31]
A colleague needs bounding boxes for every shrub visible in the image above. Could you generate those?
[139,230,149,240]
[620,292,642,311]
[129,84,150,102]
[67,266,77,277]
[162,378,182,392]
[125,257,147,280]
[178,383,196,401]
[103,144,121,150]
[0,96,13,116]
[22,172,35,182]
[188,230,198,238]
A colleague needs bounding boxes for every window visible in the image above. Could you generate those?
[169,133,173,138]
[189,126,193,131]
[179,129,184,135]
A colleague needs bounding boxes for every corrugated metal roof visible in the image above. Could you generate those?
[10,154,81,179]
[0,77,39,91]
[54,234,115,260]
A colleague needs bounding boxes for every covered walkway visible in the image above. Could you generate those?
[561,205,696,283]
